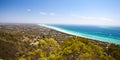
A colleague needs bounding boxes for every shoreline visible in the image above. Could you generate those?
[0,23,120,60]
[38,24,120,45]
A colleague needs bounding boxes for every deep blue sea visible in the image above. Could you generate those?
[39,24,120,44]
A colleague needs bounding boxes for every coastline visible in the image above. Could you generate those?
[38,24,120,45]
[0,23,120,60]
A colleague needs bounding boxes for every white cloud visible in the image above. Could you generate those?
[99,17,112,21]
[27,9,31,12]
[39,12,55,16]
[49,12,55,16]
[70,14,120,26]
[40,12,47,15]
[71,15,96,20]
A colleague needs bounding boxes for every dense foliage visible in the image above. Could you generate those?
[16,37,114,60]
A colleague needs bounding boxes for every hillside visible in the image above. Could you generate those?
[0,24,120,60]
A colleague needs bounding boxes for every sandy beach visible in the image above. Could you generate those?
[38,24,120,45]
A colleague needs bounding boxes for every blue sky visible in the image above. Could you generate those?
[0,0,120,26]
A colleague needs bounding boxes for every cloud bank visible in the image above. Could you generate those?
[70,14,120,26]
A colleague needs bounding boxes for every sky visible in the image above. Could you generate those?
[0,0,120,26]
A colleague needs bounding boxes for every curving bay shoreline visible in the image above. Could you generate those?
[38,24,120,45]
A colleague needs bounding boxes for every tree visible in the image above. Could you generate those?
[27,38,61,60]
[61,37,114,60]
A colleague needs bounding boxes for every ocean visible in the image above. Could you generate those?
[39,24,120,44]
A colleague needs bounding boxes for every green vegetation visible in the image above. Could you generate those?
[105,44,120,60]
[0,24,120,60]
[16,37,114,60]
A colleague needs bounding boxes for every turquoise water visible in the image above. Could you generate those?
[39,24,120,44]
